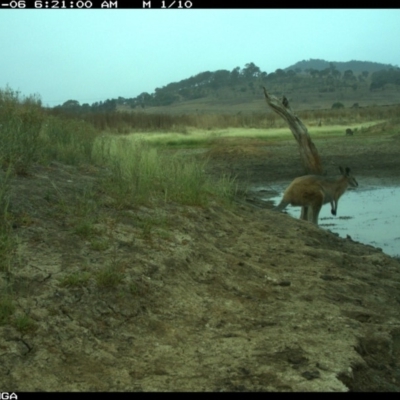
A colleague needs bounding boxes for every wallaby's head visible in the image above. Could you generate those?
[339,166,358,188]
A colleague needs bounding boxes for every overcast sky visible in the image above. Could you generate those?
[1,9,399,107]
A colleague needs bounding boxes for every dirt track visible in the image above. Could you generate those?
[1,131,400,391]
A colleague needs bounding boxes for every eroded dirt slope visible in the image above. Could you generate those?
[1,133,400,391]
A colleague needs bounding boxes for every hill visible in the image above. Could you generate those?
[285,59,396,73]
[54,59,400,115]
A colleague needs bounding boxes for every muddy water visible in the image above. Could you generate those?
[266,185,400,258]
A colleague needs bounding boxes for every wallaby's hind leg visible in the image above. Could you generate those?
[300,206,308,221]
[310,192,324,224]
[331,199,338,216]
[310,205,322,224]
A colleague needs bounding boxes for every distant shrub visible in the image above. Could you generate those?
[345,128,353,136]
[331,102,345,109]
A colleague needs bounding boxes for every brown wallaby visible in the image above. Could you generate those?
[274,166,358,225]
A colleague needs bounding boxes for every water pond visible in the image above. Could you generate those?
[266,185,400,258]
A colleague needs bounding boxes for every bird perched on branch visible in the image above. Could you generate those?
[282,96,289,108]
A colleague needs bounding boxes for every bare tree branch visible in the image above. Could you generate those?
[262,87,323,175]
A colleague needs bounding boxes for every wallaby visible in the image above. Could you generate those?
[274,166,358,225]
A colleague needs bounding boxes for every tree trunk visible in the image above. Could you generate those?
[262,87,323,175]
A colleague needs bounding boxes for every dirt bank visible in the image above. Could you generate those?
[1,132,400,392]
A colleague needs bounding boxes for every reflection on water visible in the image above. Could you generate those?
[267,186,400,258]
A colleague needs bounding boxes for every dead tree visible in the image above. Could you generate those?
[262,87,323,175]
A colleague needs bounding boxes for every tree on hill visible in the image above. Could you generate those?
[286,59,396,73]
[242,62,261,79]
[136,92,153,108]
[62,100,80,108]
[275,68,286,78]
[210,70,231,89]
[55,100,81,114]
[370,68,400,90]
[309,69,319,79]
[332,69,341,80]
[343,70,356,82]
[230,67,241,84]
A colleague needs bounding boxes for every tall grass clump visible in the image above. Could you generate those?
[0,166,14,272]
[99,137,236,207]
[40,116,98,165]
[0,161,16,326]
[0,88,39,273]
[0,87,44,175]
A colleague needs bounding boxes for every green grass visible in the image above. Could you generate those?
[90,238,110,251]
[73,220,98,238]
[103,120,388,150]
[133,212,169,239]
[0,295,15,325]
[59,272,91,287]
[96,265,124,288]
[0,163,15,273]
[0,231,15,272]
[0,87,44,175]
[40,115,99,165]
[49,183,103,238]
[12,314,37,333]
[0,89,97,171]
[96,136,237,207]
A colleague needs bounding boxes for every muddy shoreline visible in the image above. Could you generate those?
[206,134,400,186]
[205,133,400,258]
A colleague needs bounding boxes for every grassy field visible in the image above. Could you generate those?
[100,119,389,150]
[84,103,400,135]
